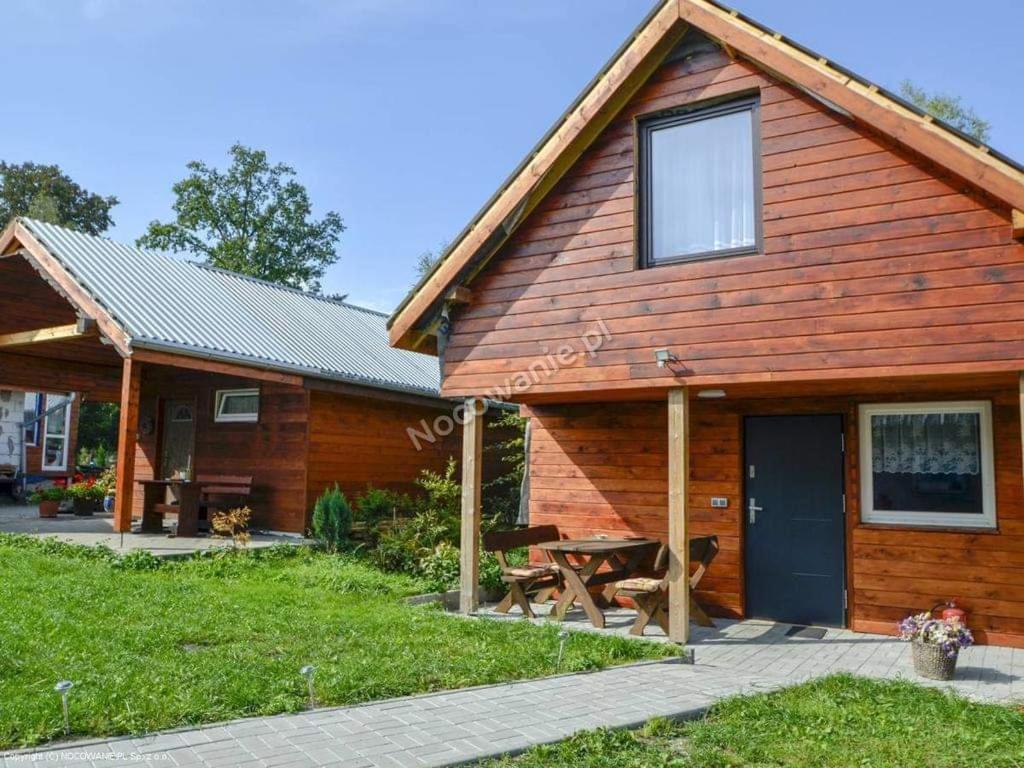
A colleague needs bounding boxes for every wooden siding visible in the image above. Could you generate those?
[132,368,310,532]
[528,401,742,619]
[442,49,1024,398]
[305,390,460,506]
[527,379,1024,647]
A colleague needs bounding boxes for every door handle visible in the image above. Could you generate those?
[748,498,763,524]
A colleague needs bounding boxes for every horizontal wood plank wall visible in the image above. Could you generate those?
[848,385,1024,648]
[133,368,309,532]
[528,400,742,618]
[441,48,1024,397]
[306,390,461,511]
[528,381,1024,646]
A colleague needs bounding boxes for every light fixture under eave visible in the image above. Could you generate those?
[697,389,726,399]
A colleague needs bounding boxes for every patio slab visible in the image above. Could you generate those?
[478,601,1024,704]
[0,503,307,556]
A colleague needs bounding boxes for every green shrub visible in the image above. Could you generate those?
[310,485,353,552]
[114,549,162,572]
[415,458,461,533]
[354,487,418,546]
[375,508,450,572]
[420,542,461,592]
[28,486,65,504]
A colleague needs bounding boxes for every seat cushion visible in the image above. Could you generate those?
[615,577,663,593]
[504,564,559,579]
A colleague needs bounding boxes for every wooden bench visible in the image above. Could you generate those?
[482,525,562,619]
[196,474,253,526]
[612,535,720,636]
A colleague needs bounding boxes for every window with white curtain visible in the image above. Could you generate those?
[639,97,760,266]
[858,402,996,529]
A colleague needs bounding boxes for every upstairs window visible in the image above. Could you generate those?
[639,97,760,266]
[214,389,259,423]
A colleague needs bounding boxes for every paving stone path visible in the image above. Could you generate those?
[1,660,780,768]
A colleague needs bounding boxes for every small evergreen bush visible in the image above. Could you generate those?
[310,484,352,552]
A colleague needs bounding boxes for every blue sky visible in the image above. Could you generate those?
[3,0,1021,312]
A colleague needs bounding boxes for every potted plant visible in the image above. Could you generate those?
[30,486,65,518]
[898,611,974,680]
[66,479,105,517]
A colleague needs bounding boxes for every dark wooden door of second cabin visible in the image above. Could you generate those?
[744,414,846,627]
[160,399,196,480]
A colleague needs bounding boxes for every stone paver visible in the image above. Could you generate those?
[1,660,778,768]
[0,503,304,556]
[4,611,1020,767]
[480,604,1023,704]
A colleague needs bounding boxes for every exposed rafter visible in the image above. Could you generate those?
[0,317,97,349]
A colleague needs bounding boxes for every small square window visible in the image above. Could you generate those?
[858,402,996,529]
[214,389,259,423]
[639,97,761,266]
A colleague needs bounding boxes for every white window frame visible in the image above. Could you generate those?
[41,394,72,472]
[24,392,42,446]
[858,401,996,530]
[214,388,260,423]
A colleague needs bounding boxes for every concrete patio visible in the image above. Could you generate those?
[479,602,1024,704]
[0,503,305,557]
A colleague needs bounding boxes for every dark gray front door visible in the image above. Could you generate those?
[744,414,846,626]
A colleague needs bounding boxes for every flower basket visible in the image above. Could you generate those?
[899,610,973,681]
[31,487,66,518]
[38,499,60,518]
[72,498,102,517]
[912,639,958,680]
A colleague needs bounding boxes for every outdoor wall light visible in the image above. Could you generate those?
[300,665,316,709]
[54,680,74,735]
[697,389,727,399]
[556,629,570,671]
[654,349,679,368]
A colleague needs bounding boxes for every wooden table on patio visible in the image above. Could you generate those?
[138,479,203,537]
[538,538,660,629]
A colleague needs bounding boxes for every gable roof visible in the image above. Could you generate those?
[388,0,1024,352]
[6,218,443,398]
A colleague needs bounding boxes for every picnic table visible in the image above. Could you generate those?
[139,479,202,537]
[538,538,660,629]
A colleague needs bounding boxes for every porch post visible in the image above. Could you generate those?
[1020,373,1024,497]
[113,358,142,533]
[460,398,485,614]
[667,387,690,643]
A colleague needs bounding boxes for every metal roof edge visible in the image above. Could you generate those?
[130,337,447,401]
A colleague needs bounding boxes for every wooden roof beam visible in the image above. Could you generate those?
[676,0,1024,211]
[388,1,687,350]
[0,317,97,349]
[1013,209,1024,241]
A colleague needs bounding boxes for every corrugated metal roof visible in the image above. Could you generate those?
[18,218,443,398]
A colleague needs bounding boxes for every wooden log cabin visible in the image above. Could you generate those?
[389,0,1024,646]
[0,217,467,534]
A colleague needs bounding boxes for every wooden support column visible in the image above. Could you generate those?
[113,358,142,533]
[459,398,486,614]
[1019,373,1024,497]
[667,387,690,643]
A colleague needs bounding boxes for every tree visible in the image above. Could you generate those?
[899,80,991,143]
[139,144,345,292]
[0,162,118,234]
[411,241,448,288]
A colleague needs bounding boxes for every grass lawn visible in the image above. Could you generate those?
[0,535,673,750]
[483,675,1024,768]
